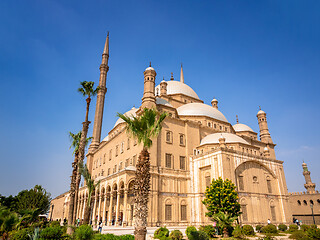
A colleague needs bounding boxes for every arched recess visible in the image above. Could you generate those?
[269,200,277,222]
[240,198,248,222]
[235,160,278,194]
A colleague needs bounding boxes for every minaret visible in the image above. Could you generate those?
[160,78,167,96]
[89,33,109,152]
[141,63,156,109]
[256,107,273,144]
[302,162,316,193]
[180,64,184,83]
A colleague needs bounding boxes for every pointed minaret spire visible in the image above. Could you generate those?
[149,61,152,67]
[103,32,109,56]
[236,115,239,123]
[180,63,184,83]
[89,33,110,156]
[302,162,316,194]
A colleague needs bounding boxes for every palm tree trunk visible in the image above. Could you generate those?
[73,169,81,222]
[134,148,150,240]
[83,191,95,224]
[67,152,79,234]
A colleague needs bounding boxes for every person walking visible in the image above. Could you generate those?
[267,219,271,225]
[98,220,103,233]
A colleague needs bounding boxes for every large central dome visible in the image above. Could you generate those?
[177,103,229,123]
[155,80,199,100]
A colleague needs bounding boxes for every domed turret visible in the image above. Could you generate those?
[142,63,156,109]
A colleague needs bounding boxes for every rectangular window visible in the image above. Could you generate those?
[109,150,112,161]
[119,162,123,171]
[270,206,276,222]
[120,142,124,153]
[181,205,187,221]
[134,139,137,146]
[165,154,172,168]
[267,180,272,193]
[165,204,172,221]
[108,168,110,176]
[238,176,244,191]
[180,156,186,170]
[133,155,137,166]
[116,145,119,156]
[179,134,185,146]
[241,205,248,221]
[205,175,211,188]
[166,131,172,143]
[103,154,106,164]
[125,159,129,167]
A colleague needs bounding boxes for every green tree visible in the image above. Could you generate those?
[14,185,51,215]
[67,81,99,234]
[202,177,241,218]
[78,162,100,224]
[0,195,16,211]
[117,108,166,240]
[211,212,237,238]
[0,206,19,240]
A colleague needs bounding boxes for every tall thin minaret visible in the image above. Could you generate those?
[256,107,273,144]
[302,162,316,194]
[180,63,184,83]
[141,63,156,109]
[89,33,109,152]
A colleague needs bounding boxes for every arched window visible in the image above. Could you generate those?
[297,200,301,205]
[270,201,276,222]
[179,134,185,146]
[303,200,307,205]
[180,201,187,221]
[127,138,130,150]
[266,177,272,193]
[205,172,211,188]
[166,131,172,143]
[310,200,314,205]
[238,175,244,191]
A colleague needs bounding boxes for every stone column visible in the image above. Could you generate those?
[102,193,107,222]
[108,193,114,226]
[115,191,120,225]
[122,190,128,226]
[97,195,102,221]
[92,195,97,224]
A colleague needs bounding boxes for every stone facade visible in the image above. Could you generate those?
[49,38,293,226]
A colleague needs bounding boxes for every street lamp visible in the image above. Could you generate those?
[310,202,315,225]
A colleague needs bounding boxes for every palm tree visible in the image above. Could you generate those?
[117,108,166,240]
[67,131,91,234]
[67,81,98,234]
[211,211,238,238]
[78,161,100,224]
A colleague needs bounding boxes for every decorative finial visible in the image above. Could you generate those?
[170,72,174,81]
[259,106,261,110]
[107,31,109,37]
[236,115,239,124]
[149,62,151,67]
[163,77,165,80]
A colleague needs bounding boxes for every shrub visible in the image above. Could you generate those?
[278,224,287,232]
[74,225,94,240]
[169,230,183,240]
[154,227,169,239]
[39,226,65,239]
[198,230,209,240]
[310,224,318,229]
[258,233,275,240]
[186,226,197,236]
[187,230,199,240]
[307,228,320,239]
[289,224,299,233]
[10,228,33,240]
[119,234,134,240]
[289,230,308,239]
[300,224,309,232]
[242,225,254,236]
[49,220,61,227]
[232,225,245,239]
[256,225,264,233]
[261,224,277,234]
[199,225,216,238]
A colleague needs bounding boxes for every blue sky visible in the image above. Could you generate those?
[0,0,319,198]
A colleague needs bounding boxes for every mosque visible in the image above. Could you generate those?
[49,35,296,227]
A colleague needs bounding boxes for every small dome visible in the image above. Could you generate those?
[155,80,199,100]
[177,102,228,123]
[145,66,155,71]
[113,107,138,128]
[233,123,255,133]
[257,110,265,115]
[200,133,249,146]
[211,98,218,102]
[156,97,173,107]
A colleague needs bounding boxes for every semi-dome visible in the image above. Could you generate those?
[145,66,155,71]
[113,107,138,128]
[155,80,199,100]
[156,97,173,107]
[233,123,255,132]
[177,103,228,123]
[200,133,249,146]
